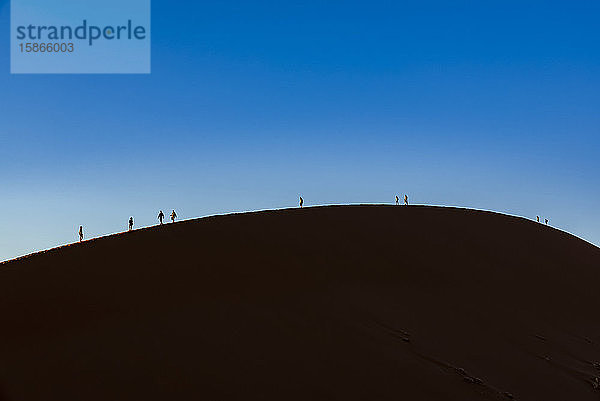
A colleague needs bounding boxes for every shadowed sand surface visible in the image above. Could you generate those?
[1,205,599,400]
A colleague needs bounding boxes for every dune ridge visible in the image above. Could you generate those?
[0,205,599,401]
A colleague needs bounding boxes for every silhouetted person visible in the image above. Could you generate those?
[404,195,408,206]
[299,196,304,208]
[158,210,164,225]
[171,210,177,223]
[79,226,83,242]
[537,216,540,223]
[129,217,134,231]
[396,195,399,205]
[545,219,548,225]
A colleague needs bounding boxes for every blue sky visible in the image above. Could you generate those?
[0,1,599,261]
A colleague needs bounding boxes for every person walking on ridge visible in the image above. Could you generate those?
[158,210,164,225]
[404,195,409,206]
[396,195,399,205]
[299,196,304,208]
[79,226,83,242]
[171,210,177,223]
[537,216,540,223]
[545,219,548,225]
[129,217,134,231]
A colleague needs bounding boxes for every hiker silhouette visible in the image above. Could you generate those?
[158,210,164,225]
[545,219,548,225]
[404,195,408,205]
[395,195,399,205]
[129,217,134,231]
[171,210,177,223]
[537,216,540,223]
[79,226,83,242]
[299,196,304,208]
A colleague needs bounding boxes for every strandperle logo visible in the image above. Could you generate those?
[11,0,151,74]
[15,20,148,46]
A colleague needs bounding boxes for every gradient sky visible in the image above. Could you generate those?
[0,1,599,261]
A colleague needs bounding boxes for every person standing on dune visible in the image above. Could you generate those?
[79,226,83,242]
[171,210,177,223]
[396,195,399,205]
[129,217,134,231]
[404,195,409,205]
[158,210,164,225]
[299,196,304,208]
[537,216,540,223]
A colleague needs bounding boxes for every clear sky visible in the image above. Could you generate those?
[0,1,599,261]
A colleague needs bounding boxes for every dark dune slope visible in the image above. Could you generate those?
[0,205,599,401]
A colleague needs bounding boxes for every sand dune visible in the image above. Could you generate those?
[0,205,599,400]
